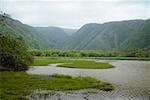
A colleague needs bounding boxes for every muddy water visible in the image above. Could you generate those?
[27,60,150,100]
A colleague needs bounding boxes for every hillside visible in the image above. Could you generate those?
[0,15,74,49]
[0,15,51,49]
[65,20,149,50]
[62,28,77,35]
[0,14,149,50]
[121,19,150,49]
[34,27,69,49]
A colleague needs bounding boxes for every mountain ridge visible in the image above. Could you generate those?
[0,15,77,49]
[0,14,149,50]
[65,19,149,50]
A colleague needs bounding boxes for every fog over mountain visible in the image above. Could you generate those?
[1,0,149,28]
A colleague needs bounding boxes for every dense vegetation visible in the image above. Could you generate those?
[0,13,149,50]
[0,34,33,71]
[0,72,113,99]
[30,49,150,58]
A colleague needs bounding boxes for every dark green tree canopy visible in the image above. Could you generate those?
[0,33,33,71]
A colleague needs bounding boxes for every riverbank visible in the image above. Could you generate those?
[32,56,150,62]
[27,60,150,100]
[31,57,114,69]
[0,72,113,100]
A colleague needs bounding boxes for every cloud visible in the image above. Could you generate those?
[0,0,149,28]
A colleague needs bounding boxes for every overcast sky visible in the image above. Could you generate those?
[0,0,149,28]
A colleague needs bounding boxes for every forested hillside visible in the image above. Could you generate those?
[0,15,51,49]
[34,27,69,49]
[65,20,149,50]
[0,14,149,50]
[121,19,150,49]
[0,14,75,49]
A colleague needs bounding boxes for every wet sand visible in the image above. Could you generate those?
[27,60,150,100]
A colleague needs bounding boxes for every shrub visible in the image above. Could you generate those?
[0,33,33,71]
[51,74,72,79]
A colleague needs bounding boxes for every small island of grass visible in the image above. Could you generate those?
[58,60,113,69]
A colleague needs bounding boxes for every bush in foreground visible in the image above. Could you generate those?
[0,34,33,71]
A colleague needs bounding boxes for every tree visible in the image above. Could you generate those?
[0,11,11,18]
[0,33,33,71]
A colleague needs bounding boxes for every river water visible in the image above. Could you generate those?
[26,60,150,100]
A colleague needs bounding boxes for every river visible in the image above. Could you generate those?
[27,60,150,100]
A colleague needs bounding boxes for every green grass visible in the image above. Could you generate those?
[30,57,70,66]
[58,60,113,69]
[0,72,113,100]
[31,57,114,69]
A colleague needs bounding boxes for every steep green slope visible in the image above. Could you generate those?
[121,19,150,49]
[0,15,52,49]
[0,15,74,49]
[85,20,146,50]
[34,27,69,49]
[65,23,100,49]
[66,20,148,50]
[0,14,149,50]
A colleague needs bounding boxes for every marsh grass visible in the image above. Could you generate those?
[30,57,70,66]
[0,72,113,100]
[58,60,113,69]
[31,57,113,69]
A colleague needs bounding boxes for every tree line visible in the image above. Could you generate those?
[30,49,150,58]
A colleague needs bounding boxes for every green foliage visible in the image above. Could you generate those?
[30,50,119,57]
[30,49,150,58]
[0,34,33,71]
[0,72,113,99]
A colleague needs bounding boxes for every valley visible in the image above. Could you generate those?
[1,15,149,50]
[0,12,150,100]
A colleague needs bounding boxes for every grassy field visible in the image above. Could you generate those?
[0,72,113,100]
[31,57,114,69]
